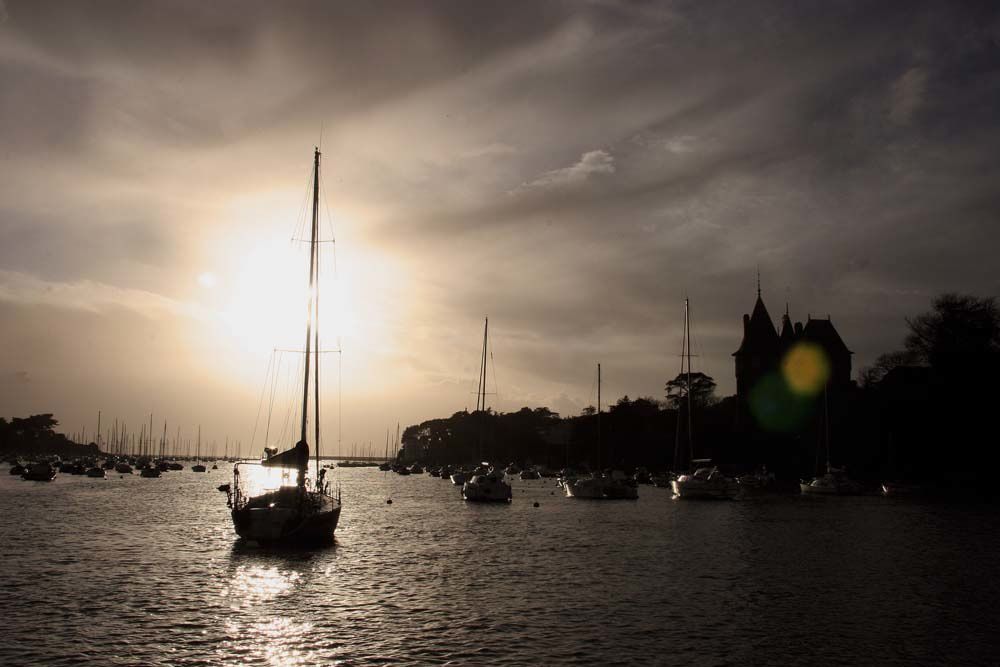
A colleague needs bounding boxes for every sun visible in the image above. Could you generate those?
[197,272,218,289]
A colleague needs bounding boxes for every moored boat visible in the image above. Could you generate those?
[224,148,342,546]
[462,467,512,503]
[672,464,742,500]
[22,461,57,482]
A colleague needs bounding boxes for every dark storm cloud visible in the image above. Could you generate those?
[1,0,999,435]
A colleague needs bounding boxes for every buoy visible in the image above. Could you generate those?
[550,491,554,495]
[533,502,540,507]
[386,499,393,505]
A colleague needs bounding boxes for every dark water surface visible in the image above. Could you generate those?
[2,468,998,665]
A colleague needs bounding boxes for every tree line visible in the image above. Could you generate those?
[401,293,1000,486]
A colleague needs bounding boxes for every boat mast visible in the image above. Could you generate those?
[297,148,322,487]
[477,317,489,462]
[824,384,830,474]
[685,298,693,468]
[597,362,602,472]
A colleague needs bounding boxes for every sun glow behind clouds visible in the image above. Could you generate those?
[195,189,401,392]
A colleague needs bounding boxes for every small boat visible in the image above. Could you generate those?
[800,387,861,496]
[22,462,57,482]
[566,365,639,501]
[462,468,512,503]
[880,481,925,496]
[564,472,638,499]
[9,463,26,476]
[672,465,742,500]
[191,426,207,472]
[450,470,467,485]
[86,467,107,478]
[139,464,161,478]
[114,462,133,474]
[800,469,863,495]
[563,475,605,498]
[519,469,540,480]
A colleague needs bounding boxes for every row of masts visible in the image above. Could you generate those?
[67,409,399,461]
[67,411,241,461]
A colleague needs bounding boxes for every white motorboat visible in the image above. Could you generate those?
[672,466,742,500]
[462,469,511,502]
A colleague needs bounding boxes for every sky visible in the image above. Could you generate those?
[2,1,999,456]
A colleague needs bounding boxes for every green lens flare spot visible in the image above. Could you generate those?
[749,372,814,432]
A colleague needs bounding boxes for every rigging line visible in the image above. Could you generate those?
[249,349,276,450]
[319,166,339,276]
[488,334,500,405]
[292,160,314,247]
[263,350,283,448]
[277,352,302,447]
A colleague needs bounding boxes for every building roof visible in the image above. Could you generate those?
[801,317,852,355]
[734,295,779,356]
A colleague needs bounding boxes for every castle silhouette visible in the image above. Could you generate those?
[733,284,852,432]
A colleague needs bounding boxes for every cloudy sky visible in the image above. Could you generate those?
[2,1,998,455]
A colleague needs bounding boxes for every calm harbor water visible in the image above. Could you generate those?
[2,467,998,666]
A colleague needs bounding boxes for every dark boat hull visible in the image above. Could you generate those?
[232,492,341,546]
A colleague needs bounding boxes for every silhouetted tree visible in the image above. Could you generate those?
[905,293,1000,378]
[664,372,716,409]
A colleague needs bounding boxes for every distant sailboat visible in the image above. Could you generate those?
[800,386,862,495]
[564,363,638,500]
[462,317,512,503]
[192,426,207,473]
[225,148,342,544]
[671,298,740,500]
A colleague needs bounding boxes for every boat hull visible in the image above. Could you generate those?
[232,492,341,545]
[671,478,741,500]
[462,476,511,502]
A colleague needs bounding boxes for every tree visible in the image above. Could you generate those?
[859,350,917,388]
[904,293,1000,377]
[860,294,1000,388]
[664,372,716,409]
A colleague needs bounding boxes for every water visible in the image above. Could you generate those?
[1,468,998,666]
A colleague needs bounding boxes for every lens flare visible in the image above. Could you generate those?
[781,342,830,396]
[749,372,812,432]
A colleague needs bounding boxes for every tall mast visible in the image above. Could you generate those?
[96,411,101,452]
[477,317,488,461]
[597,362,602,471]
[300,148,321,450]
[314,158,321,479]
[685,298,694,468]
[477,317,489,412]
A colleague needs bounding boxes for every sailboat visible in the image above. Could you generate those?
[800,386,862,495]
[564,364,638,500]
[462,317,512,503]
[225,148,342,544]
[671,298,741,500]
[191,426,207,472]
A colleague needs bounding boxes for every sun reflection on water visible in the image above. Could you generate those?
[224,616,316,667]
[225,565,301,607]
